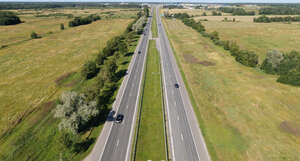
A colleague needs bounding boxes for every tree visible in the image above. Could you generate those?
[202,12,207,16]
[102,59,117,82]
[81,60,99,79]
[261,50,284,74]
[60,23,64,30]
[54,91,99,134]
[0,11,21,25]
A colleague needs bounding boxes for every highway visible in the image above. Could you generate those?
[84,8,152,161]
[156,6,211,161]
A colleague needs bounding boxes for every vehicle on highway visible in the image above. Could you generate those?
[138,51,141,54]
[174,83,179,88]
[115,114,124,123]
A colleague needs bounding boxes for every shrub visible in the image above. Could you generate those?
[30,32,40,39]
[54,91,99,134]
[0,11,21,25]
[60,23,64,30]
[81,61,99,79]
[235,50,258,67]
[277,67,300,86]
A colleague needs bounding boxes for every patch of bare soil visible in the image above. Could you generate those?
[183,54,216,66]
[280,121,300,136]
[55,72,75,86]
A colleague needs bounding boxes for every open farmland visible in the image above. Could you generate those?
[201,18,300,61]
[0,8,138,161]
[162,17,300,161]
[165,8,300,62]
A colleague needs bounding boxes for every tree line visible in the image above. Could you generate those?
[167,13,258,68]
[168,12,300,87]
[261,50,300,86]
[0,2,142,10]
[54,10,147,135]
[68,14,101,27]
[259,6,300,15]
[0,11,21,25]
[218,7,255,16]
[254,15,300,23]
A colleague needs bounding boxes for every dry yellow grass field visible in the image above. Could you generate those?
[0,9,133,136]
[163,17,300,161]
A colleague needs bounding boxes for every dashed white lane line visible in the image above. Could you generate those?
[126,105,129,109]
[181,133,184,141]
[174,101,177,106]
[177,116,179,121]
[116,139,119,147]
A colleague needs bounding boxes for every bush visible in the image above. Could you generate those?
[54,91,99,134]
[235,50,258,67]
[30,32,40,39]
[277,67,300,86]
[81,61,99,79]
[60,23,64,30]
[69,14,101,27]
[0,11,21,25]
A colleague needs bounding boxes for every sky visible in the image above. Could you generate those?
[0,0,300,3]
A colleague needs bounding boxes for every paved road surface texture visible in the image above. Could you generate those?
[156,5,211,161]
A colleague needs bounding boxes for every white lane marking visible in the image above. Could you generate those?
[158,9,176,161]
[181,133,184,141]
[129,93,132,97]
[126,105,129,109]
[116,139,119,147]
[174,101,177,106]
[177,116,179,121]
[172,89,174,95]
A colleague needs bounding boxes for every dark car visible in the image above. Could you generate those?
[138,51,141,54]
[174,83,179,88]
[115,114,124,123]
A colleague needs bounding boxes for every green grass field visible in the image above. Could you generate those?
[151,11,158,38]
[135,40,166,161]
[164,9,300,62]
[0,8,139,161]
[162,17,300,161]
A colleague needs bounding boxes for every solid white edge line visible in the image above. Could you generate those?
[160,11,203,161]
[97,20,146,161]
[125,16,151,161]
[158,7,176,161]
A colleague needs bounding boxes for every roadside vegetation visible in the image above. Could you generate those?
[166,10,300,87]
[162,17,300,161]
[135,40,166,161]
[151,10,158,38]
[0,6,143,161]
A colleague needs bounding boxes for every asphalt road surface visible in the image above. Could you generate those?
[156,6,211,161]
[98,11,152,161]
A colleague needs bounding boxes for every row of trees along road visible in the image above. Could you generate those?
[168,12,300,87]
[54,8,148,140]
[167,13,258,68]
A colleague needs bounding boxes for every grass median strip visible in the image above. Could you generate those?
[151,11,158,38]
[135,40,166,161]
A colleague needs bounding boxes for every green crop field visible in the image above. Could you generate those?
[135,40,166,161]
[0,8,139,161]
[162,17,300,161]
